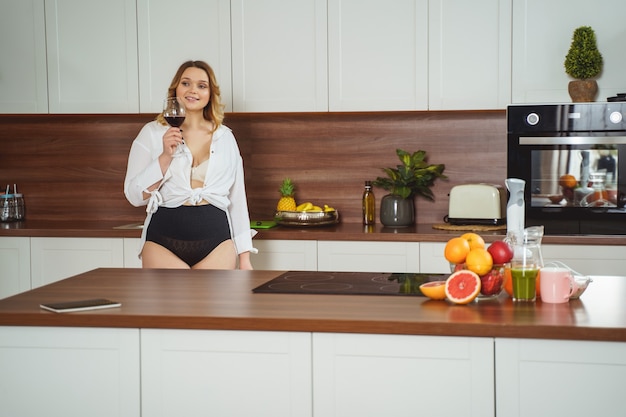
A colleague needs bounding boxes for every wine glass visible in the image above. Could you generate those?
[163,97,186,156]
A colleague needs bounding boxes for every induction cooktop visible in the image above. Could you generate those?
[252,271,447,296]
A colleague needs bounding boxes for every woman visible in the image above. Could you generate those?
[124,60,255,269]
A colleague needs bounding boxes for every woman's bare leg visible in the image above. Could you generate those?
[192,239,237,270]
[141,241,190,269]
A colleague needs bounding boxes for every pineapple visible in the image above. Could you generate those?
[277,178,297,211]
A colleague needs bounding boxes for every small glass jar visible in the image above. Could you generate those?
[0,194,16,222]
[13,193,25,221]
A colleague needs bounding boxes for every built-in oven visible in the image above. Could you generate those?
[507,103,626,235]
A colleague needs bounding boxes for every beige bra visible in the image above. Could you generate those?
[191,159,209,183]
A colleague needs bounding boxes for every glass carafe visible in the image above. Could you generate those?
[582,171,609,207]
[508,226,544,302]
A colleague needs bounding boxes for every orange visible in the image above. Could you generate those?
[536,270,541,297]
[419,281,447,300]
[445,270,481,304]
[461,232,485,250]
[465,248,493,276]
[503,267,513,296]
[444,237,471,264]
[558,174,577,189]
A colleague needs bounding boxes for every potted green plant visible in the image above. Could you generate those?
[372,148,446,227]
[564,26,603,102]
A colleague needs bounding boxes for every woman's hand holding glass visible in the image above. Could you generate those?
[163,126,184,157]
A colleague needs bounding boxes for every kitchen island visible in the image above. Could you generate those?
[0,268,625,417]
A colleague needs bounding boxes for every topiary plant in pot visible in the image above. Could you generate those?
[372,148,446,227]
[564,26,603,102]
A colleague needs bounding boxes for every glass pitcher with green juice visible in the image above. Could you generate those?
[509,226,544,302]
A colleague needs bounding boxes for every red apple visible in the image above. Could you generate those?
[480,268,504,296]
[487,240,514,264]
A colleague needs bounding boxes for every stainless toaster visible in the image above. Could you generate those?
[446,184,507,225]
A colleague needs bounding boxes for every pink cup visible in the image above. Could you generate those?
[540,267,579,303]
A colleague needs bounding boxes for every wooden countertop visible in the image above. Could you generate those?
[0,220,143,238]
[2,219,626,245]
[0,268,624,342]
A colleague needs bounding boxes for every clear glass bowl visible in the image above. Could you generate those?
[570,275,592,299]
[450,263,506,300]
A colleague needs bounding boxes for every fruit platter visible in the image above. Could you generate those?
[274,178,339,227]
[419,232,515,304]
[274,209,339,227]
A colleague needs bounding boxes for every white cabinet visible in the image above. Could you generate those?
[0,237,31,299]
[231,0,328,112]
[0,326,140,417]
[313,333,495,417]
[256,240,626,276]
[30,237,124,288]
[328,0,428,111]
[9,0,626,112]
[1,237,136,296]
[512,0,626,103]
[328,0,510,111]
[317,241,420,272]
[419,241,451,273]
[137,0,232,113]
[253,239,318,271]
[4,236,624,294]
[542,244,626,277]
[141,329,312,417]
[0,0,48,113]
[495,338,626,417]
[45,0,139,112]
[123,237,142,268]
[429,0,511,110]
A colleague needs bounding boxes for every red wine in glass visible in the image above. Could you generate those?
[164,116,185,127]
[163,97,186,155]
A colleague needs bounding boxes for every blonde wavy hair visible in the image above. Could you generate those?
[156,60,225,132]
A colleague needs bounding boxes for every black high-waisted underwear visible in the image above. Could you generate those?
[146,204,231,267]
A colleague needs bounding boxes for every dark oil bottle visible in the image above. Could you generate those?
[362,181,375,225]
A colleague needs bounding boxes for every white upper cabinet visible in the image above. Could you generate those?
[328,0,429,111]
[45,0,139,113]
[328,0,510,111]
[231,0,328,112]
[512,0,626,104]
[10,0,626,113]
[429,0,511,110]
[137,0,232,113]
[0,0,48,113]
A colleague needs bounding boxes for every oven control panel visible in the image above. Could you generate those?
[508,103,626,133]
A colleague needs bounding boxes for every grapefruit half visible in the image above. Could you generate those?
[419,281,447,300]
[445,270,481,304]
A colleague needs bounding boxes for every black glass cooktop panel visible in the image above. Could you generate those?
[252,271,447,296]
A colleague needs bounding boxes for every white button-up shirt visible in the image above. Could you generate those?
[124,121,255,257]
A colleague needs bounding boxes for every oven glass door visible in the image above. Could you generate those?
[525,136,622,208]
[509,135,626,234]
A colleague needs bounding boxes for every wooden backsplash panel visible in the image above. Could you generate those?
[1,114,151,222]
[0,111,506,224]
[227,111,507,224]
